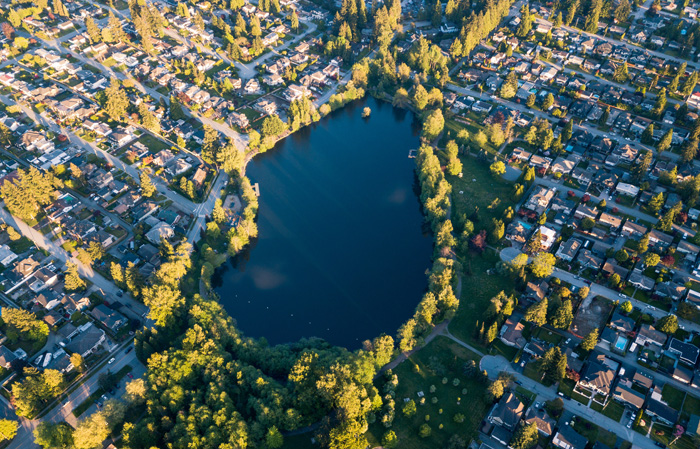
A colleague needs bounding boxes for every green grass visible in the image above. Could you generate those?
[682,394,700,416]
[573,417,618,448]
[365,336,488,449]
[448,249,514,344]
[661,384,685,410]
[490,339,519,361]
[8,235,33,253]
[138,133,171,154]
[533,327,564,346]
[600,400,625,421]
[447,155,515,232]
[649,423,699,449]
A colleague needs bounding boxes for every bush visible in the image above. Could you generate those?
[419,424,432,438]
[454,413,465,423]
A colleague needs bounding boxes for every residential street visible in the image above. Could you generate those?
[438,330,658,449]
[6,341,145,449]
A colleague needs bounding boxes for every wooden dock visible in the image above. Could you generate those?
[252,183,260,196]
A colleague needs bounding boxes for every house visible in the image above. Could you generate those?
[648,230,673,248]
[488,392,524,430]
[0,245,18,267]
[538,226,557,250]
[622,221,647,238]
[598,213,622,231]
[672,365,693,384]
[91,304,127,331]
[0,346,17,369]
[688,415,700,436]
[616,183,640,197]
[610,313,635,333]
[63,323,105,357]
[523,407,556,436]
[628,271,655,291]
[552,425,588,449]
[500,315,525,348]
[613,383,646,409]
[556,239,581,262]
[646,399,679,425]
[632,371,654,389]
[578,356,616,396]
[525,187,557,215]
[146,222,175,244]
[635,325,667,347]
[668,338,700,366]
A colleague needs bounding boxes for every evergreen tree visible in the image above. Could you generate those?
[516,4,532,37]
[584,0,602,32]
[104,78,128,121]
[86,17,101,42]
[580,328,599,351]
[657,201,682,231]
[632,150,652,181]
[524,298,548,326]
[613,63,629,82]
[64,262,85,292]
[510,422,539,449]
[614,0,630,22]
[641,123,654,145]
[599,106,610,125]
[656,128,673,153]
[652,88,667,118]
[140,171,156,198]
[648,193,665,213]
[550,300,573,329]
[681,139,698,164]
[682,71,699,96]
[500,71,518,99]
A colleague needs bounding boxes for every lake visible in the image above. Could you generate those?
[213,97,434,348]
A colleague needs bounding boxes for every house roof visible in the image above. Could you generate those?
[669,338,700,365]
[632,370,654,389]
[554,425,588,449]
[490,392,525,429]
[610,312,635,332]
[614,384,645,409]
[580,360,615,394]
[524,407,556,435]
[646,398,679,424]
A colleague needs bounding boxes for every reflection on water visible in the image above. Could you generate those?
[213,97,433,348]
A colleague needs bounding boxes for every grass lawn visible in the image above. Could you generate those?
[533,327,563,346]
[573,417,618,448]
[682,393,700,415]
[446,155,515,233]
[649,423,698,449]
[8,236,33,253]
[661,384,685,411]
[491,339,519,361]
[448,249,514,345]
[633,411,652,435]
[591,400,624,421]
[558,378,589,404]
[138,134,171,153]
[365,336,488,449]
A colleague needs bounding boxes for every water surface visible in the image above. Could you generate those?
[213,97,433,348]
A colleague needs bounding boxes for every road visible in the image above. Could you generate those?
[7,342,145,449]
[439,330,658,449]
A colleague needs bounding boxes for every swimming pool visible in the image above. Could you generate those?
[520,221,532,230]
[614,335,629,352]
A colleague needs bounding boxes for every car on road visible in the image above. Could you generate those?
[127,372,133,379]
[565,338,571,345]
[125,346,134,354]
[96,401,102,408]
[108,357,116,364]
[654,443,665,448]
[515,380,522,385]
[117,290,123,297]
[108,389,115,396]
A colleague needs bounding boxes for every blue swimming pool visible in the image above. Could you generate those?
[614,335,628,351]
[520,221,532,230]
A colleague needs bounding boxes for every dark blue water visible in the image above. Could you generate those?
[213,97,433,348]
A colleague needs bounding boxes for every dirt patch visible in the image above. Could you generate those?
[570,296,614,338]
